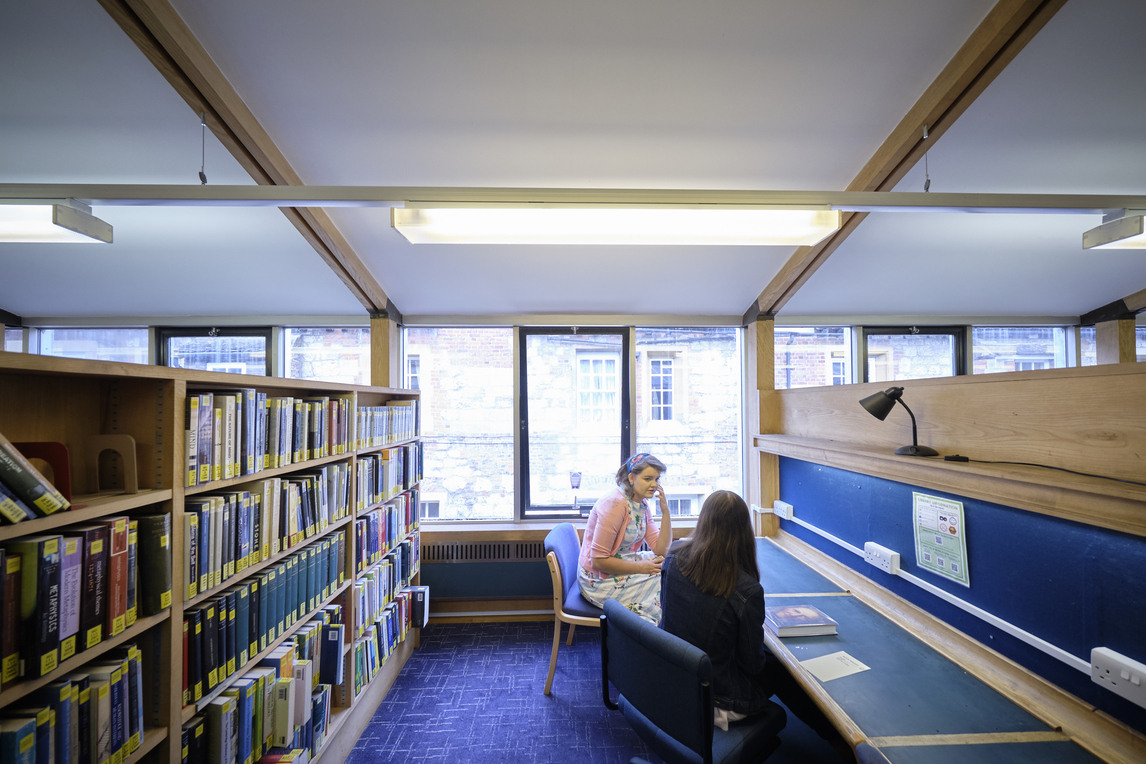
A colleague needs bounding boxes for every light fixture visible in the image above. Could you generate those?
[0,200,112,243]
[1082,210,1146,250]
[390,203,841,246]
[858,386,938,457]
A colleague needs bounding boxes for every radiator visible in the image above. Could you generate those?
[421,540,546,563]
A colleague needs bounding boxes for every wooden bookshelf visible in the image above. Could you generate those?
[0,352,422,764]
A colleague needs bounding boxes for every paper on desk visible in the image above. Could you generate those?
[800,651,871,682]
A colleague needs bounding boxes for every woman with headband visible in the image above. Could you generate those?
[576,452,672,623]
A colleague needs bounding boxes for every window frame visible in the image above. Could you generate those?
[156,325,273,376]
[518,326,632,520]
[860,325,968,383]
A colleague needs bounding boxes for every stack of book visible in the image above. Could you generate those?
[184,390,360,489]
[0,432,70,526]
[0,643,147,764]
[764,603,839,637]
[182,532,346,707]
[0,515,172,691]
[184,607,342,764]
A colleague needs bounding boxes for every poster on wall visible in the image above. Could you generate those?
[912,492,970,587]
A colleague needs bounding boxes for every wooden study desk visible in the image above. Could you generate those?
[756,537,1110,763]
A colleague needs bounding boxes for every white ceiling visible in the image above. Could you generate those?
[1,0,1144,325]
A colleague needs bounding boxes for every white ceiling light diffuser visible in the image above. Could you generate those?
[1082,211,1146,250]
[390,203,841,246]
[0,201,113,243]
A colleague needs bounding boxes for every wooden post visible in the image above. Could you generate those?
[1095,318,1136,364]
[747,316,779,536]
[369,314,399,387]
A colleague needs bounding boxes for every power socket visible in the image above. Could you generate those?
[863,542,900,574]
[1091,647,1146,709]
[772,500,793,520]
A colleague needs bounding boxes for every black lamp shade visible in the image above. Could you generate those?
[858,385,937,457]
[859,387,903,421]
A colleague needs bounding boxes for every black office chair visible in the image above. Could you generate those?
[601,598,787,764]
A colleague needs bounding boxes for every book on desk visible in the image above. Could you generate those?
[765,604,838,637]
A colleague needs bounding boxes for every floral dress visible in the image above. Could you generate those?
[578,497,662,624]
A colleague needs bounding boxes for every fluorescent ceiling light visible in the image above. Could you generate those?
[391,203,841,246]
[1082,212,1146,250]
[0,202,113,243]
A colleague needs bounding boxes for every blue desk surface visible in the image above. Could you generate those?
[756,538,1106,763]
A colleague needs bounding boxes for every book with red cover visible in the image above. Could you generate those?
[98,517,130,638]
[62,524,109,651]
[0,550,22,687]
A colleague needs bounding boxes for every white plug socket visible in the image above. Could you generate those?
[863,542,901,574]
[773,500,793,520]
[1091,647,1146,709]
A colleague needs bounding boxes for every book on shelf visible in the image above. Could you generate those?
[61,673,94,764]
[31,679,76,764]
[62,525,109,653]
[181,716,205,764]
[206,695,237,764]
[96,517,129,640]
[271,676,296,749]
[185,393,200,488]
[125,520,138,629]
[0,716,38,764]
[136,513,173,615]
[110,645,144,754]
[1,551,21,688]
[0,706,52,764]
[5,534,62,678]
[0,481,35,524]
[222,676,256,764]
[58,536,83,661]
[764,603,839,637]
[0,431,69,517]
[196,392,214,486]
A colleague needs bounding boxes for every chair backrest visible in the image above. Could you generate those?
[544,523,583,605]
[601,598,714,762]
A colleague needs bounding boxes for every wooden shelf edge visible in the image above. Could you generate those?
[124,726,167,764]
[753,434,1146,538]
[768,532,1146,764]
[0,490,174,541]
[0,610,171,707]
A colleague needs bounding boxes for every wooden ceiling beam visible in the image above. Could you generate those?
[752,0,1069,317]
[98,0,392,315]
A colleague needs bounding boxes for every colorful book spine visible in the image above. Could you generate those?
[0,432,69,516]
[98,517,129,639]
[6,534,62,678]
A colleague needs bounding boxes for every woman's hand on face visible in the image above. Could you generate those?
[653,483,669,511]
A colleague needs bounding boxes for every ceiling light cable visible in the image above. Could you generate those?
[922,125,931,193]
[198,112,208,185]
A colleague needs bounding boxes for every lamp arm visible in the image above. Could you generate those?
[895,398,920,448]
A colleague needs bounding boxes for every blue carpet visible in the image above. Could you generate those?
[347,621,850,764]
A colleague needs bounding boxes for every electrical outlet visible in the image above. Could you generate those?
[773,500,793,520]
[863,542,901,574]
[1092,647,1146,709]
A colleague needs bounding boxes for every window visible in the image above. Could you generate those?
[635,327,741,518]
[4,328,23,353]
[406,355,421,390]
[1080,326,1097,366]
[39,328,149,364]
[648,356,674,421]
[774,327,851,389]
[402,327,515,521]
[971,327,1066,374]
[863,326,965,382]
[158,327,270,375]
[522,328,628,517]
[577,351,621,428]
[284,327,369,384]
[1139,326,1146,362]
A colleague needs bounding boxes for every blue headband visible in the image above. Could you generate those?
[625,452,651,473]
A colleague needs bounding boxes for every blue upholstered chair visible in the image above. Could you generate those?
[601,598,787,764]
[856,742,892,763]
[543,522,604,695]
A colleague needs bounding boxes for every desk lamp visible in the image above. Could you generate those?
[859,386,938,457]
